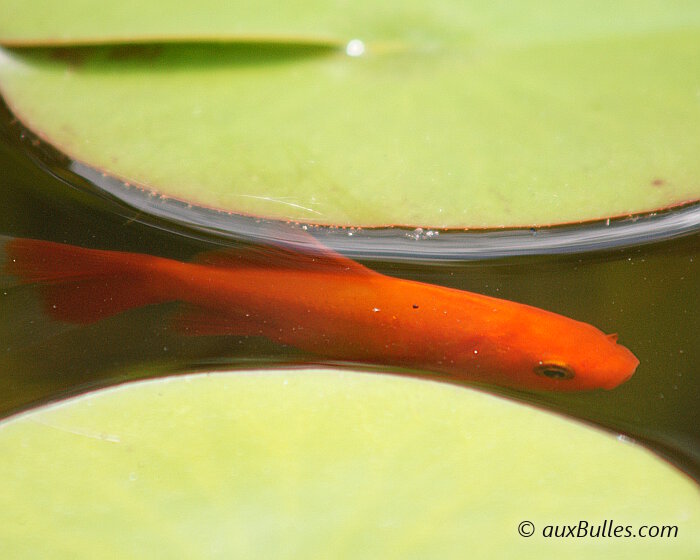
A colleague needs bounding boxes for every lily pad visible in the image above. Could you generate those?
[0,369,698,558]
[0,2,699,227]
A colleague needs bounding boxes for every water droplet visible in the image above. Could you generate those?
[345,39,365,57]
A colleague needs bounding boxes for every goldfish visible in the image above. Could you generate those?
[3,232,638,391]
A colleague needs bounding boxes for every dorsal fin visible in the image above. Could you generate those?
[193,226,376,276]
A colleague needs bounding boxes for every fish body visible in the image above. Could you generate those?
[4,235,639,391]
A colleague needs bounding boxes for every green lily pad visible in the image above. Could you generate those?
[0,2,699,227]
[0,369,698,558]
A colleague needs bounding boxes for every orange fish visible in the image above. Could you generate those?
[3,234,638,391]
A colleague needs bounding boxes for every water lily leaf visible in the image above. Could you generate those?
[0,370,698,558]
[0,2,698,227]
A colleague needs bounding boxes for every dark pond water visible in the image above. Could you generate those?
[1,100,698,481]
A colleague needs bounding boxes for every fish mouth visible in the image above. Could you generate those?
[601,345,639,390]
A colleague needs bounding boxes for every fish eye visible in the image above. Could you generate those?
[535,362,575,380]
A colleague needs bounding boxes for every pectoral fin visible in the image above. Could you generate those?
[174,305,266,337]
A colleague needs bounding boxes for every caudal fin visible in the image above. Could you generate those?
[3,238,171,324]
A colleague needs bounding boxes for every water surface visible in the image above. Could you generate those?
[1,102,698,481]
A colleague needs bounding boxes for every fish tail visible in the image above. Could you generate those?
[3,237,175,324]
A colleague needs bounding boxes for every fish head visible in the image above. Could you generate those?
[451,305,639,392]
[497,311,640,391]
